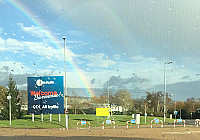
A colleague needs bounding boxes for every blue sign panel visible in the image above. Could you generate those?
[155,119,159,123]
[106,120,111,124]
[177,119,182,122]
[81,121,86,125]
[131,120,136,123]
[174,111,178,115]
[28,76,64,114]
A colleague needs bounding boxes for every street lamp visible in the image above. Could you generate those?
[106,56,109,108]
[63,36,68,129]
[164,61,172,122]
[7,93,11,125]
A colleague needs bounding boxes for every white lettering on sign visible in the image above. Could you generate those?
[32,104,59,109]
[48,105,59,109]
[32,92,64,101]
[33,105,41,109]
[36,79,55,86]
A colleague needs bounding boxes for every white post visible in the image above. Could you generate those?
[126,121,129,129]
[160,120,163,128]
[102,121,105,129]
[196,120,199,127]
[183,120,185,127]
[164,62,172,122]
[151,120,153,128]
[77,122,79,130]
[106,56,110,110]
[174,120,176,127]
[32,114,34,122]
[164,65,166,123]
[58,114,61,122]
[9,95,11,126]
[50,114,52,122]
[88,122,90,129]
[136,114,140,125]
[170,114,172,119]
[7,94,12,126]
[63,36,68,130]
[41,113,43,122]
[113,121,115,129]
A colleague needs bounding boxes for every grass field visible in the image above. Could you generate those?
[0,114,175,129]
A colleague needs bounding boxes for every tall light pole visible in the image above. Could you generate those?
[7,92,11,125]
[164,61,172,122]
[106,56,109,108]
[63,36,68,129]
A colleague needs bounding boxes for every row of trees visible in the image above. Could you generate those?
[0,75,199,119]
[68,90,200,119]
[0,75,23,120]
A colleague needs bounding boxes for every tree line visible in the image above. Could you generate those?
[0,75,199,119]
[69,90,200,119]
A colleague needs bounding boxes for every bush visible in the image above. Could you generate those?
[154,112,164,117]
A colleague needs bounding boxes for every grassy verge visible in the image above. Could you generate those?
[0,114,175,128]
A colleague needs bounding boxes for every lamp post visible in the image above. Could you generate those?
[63,36,68,129]
[106,56,109,108]
[175,99,176,119]
[7,93,11,125]
[164,61,172,122]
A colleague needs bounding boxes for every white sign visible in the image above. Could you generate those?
[136,114,140,125]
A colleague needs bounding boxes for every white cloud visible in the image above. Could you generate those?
[0,37,6,51]
[82,53,116,68]
[17,23,49,38]
[0,61,30,74]
[83,55,199,90]
[0,37,77,61]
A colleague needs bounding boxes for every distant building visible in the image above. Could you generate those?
[111,105,123,112]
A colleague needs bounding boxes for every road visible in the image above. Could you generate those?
[0,136,153,140]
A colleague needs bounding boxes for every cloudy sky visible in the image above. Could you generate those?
[1,0,200,100]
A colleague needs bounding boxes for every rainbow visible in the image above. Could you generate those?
[6,0,96,97]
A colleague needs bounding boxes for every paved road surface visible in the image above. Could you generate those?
[0,136,153,140]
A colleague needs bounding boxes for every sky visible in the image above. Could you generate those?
[0,0,200,100]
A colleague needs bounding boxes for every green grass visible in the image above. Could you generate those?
[0,114,175,129]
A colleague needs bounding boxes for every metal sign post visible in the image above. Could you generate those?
[59,114,61,122]
[66,110,68,129]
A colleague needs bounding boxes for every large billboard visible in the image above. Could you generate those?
[28,76,64,114]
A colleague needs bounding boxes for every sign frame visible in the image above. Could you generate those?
[28,76,64,114]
